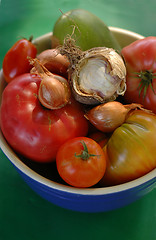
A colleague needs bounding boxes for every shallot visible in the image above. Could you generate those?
[29,57,71,110]
[36,49,69,78]
[85,101,152,132]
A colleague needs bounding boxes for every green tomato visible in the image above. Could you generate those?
[53,9,121,51]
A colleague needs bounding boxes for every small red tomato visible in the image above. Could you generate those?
[56,137,106,188]
[3,38,37,83]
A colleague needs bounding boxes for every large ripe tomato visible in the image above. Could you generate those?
[56,137,106,187]
[121,37,156,113]
[3,38,37,83]
[0,73,88,163]
[100,110,156,186]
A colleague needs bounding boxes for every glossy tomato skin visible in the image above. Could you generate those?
[0,73,88,162]
[88,131,109,148]
[100,110,156,186]
[121,37,156,113]
[56,137,106,187]
[3,39,37,83]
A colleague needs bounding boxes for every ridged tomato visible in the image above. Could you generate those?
[121,37,156,113]
[0,73,88,163]
[100,110,156,186]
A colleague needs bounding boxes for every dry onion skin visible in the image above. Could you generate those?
[59,37,127,105]
[85,101,152,132]
[36,49,70,78]
[29,57,71,110]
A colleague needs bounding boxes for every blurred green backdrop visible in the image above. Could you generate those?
[0,0,156,68]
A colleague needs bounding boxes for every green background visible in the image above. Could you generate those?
[0,0,156,239]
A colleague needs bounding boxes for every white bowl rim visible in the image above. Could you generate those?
[109,26,144,40]
[0,27,155,196]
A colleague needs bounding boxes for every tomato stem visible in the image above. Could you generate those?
[134,70,156,99]
[28,35,33,42]
[74,141,99,160]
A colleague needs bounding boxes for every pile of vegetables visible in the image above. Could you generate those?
[0,9,156,188]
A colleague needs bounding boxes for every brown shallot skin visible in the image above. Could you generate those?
[34,49,70,78]
[38,74,71,110]
[85,101,148,133]
[29,57,71,110]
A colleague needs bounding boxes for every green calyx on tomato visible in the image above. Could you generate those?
[134,69,156,98]
[74,141,100,160]
[28,35,33,42]
[56,137,106,187]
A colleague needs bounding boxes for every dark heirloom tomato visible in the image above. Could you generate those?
[3,38,37,83]
[88,131,109,148]
[121,37,156,113]
[0,73,88,163]
[100,110,156,186]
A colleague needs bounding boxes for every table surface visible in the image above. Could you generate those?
[0,0,156,240]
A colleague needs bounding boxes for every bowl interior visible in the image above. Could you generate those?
[0,27,155,195]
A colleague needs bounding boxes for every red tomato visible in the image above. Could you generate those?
[56,137,106,187]
[0,73,88,162]
[121,37,156,113]
[100,110,156,186]
[3,38,37,83]
[88,131,109,148]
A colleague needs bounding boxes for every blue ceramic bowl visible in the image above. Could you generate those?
[0,27,156,213]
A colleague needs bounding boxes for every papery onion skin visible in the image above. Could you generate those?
[38,74,71,110]
[69,47,127,105]
[37,49,70,78]
[29,57,71,110]
[85,101,149,133]
[85,102,128,132]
